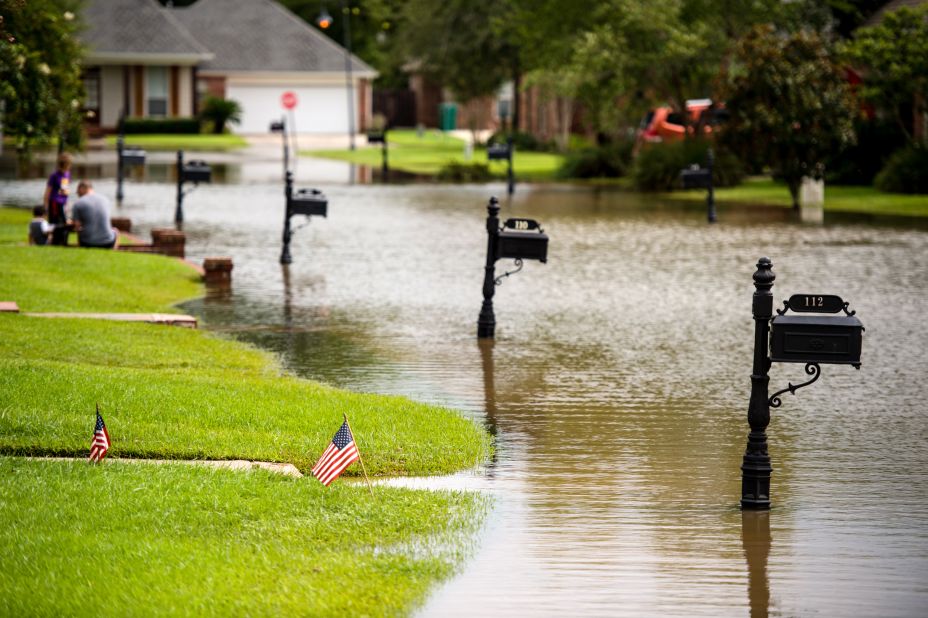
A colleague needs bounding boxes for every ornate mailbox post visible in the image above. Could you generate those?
[741,257,864,509]
[280,170,327,264]
[487,137,515,196]
[115,112,146,205]
[680,148,716,223]
[175,150,211,225]
[477,196,548,338]
[367,128,388,175]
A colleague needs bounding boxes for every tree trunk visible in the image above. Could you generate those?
[788,178,801,210]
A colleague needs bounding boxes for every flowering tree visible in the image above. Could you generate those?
[0,0,85,154]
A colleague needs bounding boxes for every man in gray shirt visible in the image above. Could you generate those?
[72,180,117,249]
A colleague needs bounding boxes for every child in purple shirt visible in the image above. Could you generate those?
[43,153,72,245]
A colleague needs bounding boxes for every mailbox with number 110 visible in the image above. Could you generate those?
[477,197,548,338]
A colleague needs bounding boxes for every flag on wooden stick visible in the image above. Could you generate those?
[312,420,359,486]
[89,404,110,463]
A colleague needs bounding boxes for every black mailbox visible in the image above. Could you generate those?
[680,166,711,189]
[497,229,548,263]
[270,120,285,133]
[289,188,327,217]
[122,147,146,166]
[487,144,511,160]
[182,160,212,183]
[770,314,863,366]
[367,131,385,144]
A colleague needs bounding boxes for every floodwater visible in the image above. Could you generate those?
[3,158,927,617]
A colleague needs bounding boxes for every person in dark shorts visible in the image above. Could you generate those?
[28,205,56,245]
[72,180,118,249]
[43,153,72,245]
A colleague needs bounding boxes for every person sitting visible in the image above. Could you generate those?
[28,205,56,246]
[71,180,118,249]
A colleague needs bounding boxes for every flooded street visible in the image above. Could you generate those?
[3,161,927,616]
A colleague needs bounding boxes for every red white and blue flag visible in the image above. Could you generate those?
[312,421,359,486]
[89,407,110,463]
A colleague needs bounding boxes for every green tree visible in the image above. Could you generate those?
[720,24,856,208]
[844,5,928,145]
[0,0,85,153]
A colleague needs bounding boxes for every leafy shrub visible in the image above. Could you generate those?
[436,161,493,182]
[122,117,201,134]
[487,130,554,152]
[198,96,242,134]
[631,139,745,191]
[826,118,906,185]
[874,145,928,194]
[556,139,635,179]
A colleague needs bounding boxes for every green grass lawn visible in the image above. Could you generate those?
[0,459,488,617]
[0,206,493,615]
[665,177,928,218]
[104,133,248,151]
[305,129,564,180]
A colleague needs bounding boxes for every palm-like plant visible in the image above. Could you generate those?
[199,96,242,134]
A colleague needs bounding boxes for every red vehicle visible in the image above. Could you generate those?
[635,99,726,150]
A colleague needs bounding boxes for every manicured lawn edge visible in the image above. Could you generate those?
[103,133,248,151]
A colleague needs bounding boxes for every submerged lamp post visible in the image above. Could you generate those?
[680,148,716,223]
[175,150,211,225]
[741,257,864,509]
[115,111,146,205]
[477,196,548,338]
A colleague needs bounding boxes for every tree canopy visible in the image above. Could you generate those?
[720,24,856,207]
[0,0,85,153]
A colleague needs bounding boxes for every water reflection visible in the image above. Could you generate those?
[742,511,771,618]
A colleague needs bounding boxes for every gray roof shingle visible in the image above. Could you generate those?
[173,0,376,76]
[80,0,212,61]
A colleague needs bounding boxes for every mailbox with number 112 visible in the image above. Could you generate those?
[741,257,864,510]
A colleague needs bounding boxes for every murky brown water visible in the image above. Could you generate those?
[3,166,927,616]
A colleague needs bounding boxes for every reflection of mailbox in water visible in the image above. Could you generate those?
[122,147,146,166]
[487,144,511,160]
[182,160,212,183]
[497,229,548,263]
[770,314,863,366]
[680,166,711,189]
[289,188,327,217]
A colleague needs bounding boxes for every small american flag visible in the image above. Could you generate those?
[312,420,359,486]
[89,406,110,463]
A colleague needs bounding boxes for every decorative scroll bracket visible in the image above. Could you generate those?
[494,258,523,286]
[769,363,821,408]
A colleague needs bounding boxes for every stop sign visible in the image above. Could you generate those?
[281,91,298,110]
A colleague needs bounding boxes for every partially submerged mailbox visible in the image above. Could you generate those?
[367,131,385,144]
[487,143,511,160]
[478,200,548,338]
[770,294,863,367]
[680,165,711,189]
[497,218,547,263]
[182,160,212,184]
[121,147,146,166]
[289,188,328,217]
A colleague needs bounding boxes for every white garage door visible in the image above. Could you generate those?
[227,85,351,134]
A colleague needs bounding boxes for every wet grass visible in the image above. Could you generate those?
[665,177,928,217]
[0,458,489,617]
[103,134,248,151]
[304,128,564,180]
[0,207,493,615]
